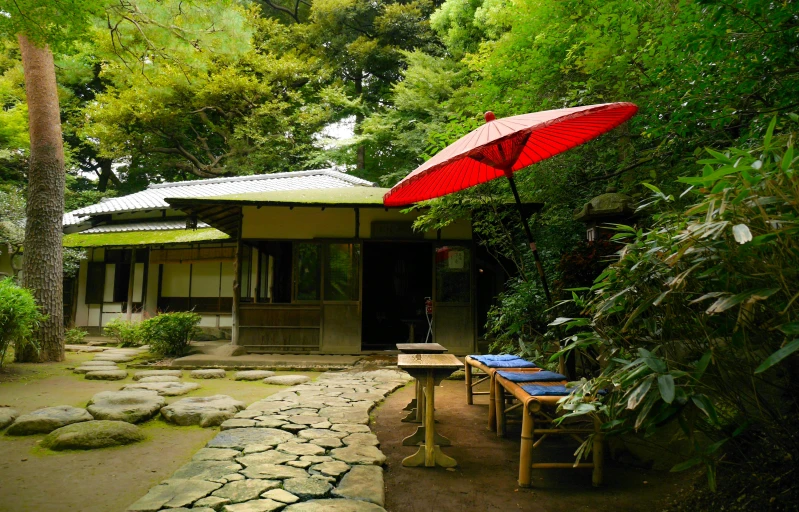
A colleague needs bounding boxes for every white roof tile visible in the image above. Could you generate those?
[63,169,374,227]
[81,219,210,234]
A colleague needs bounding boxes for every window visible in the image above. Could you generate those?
[295,243,321,301]
[325,243,360,301]
[85,262,105,304]
[435,245,471,303]
[256,242,292,303]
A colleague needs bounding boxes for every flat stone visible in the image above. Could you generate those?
[6,405,93,435]
[282,408,320,417]
[342,433,379,447]
[165,508,215,512]
[263,375,311,386]
[330,424,370,434]
[235,410,264,419]
[224,473,246,482]
[282,477,332,499]
[236,451,297,467]
[127,479,222,511]
[234,370,275,381]
[162,395,246,427]
[287,460,313,469]
[300,455,333,464]
[73,365,119,374]
[213,479,281,503]
[277,442,326,456]
[299,429,348,440]
[319,408,370,425]
[281,424,307,433]
[133,370,183,380]
[332,465,384,506]
[93,354,134,362]
[283,499,385,512]
[240,464,310,480]
[256,418,287,428]
[191,369,227,379]
[194,448,242,461]
[124,381,200,396]
[41,420,145,450]
[76,360,120,366]
[0,407,19,429]
[85,369,129,380]
[262,489,299,504]
[194,495,231,510]
[171,460,243,482]
[221,419,257,430]
[310,421,332,429]
[310,461,350,478]
[288,415,326,426]
[330,446,386,466]
[138,375,181,383]
[222,499,285,512]
[308,437,343,449]
[65,344,105,352]
[208,428,295,450]
[242,444,273,455]
[87,389,165,423]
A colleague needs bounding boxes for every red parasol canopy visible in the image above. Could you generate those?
[383,102,638,206]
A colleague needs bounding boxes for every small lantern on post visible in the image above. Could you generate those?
[573,186,636,241]
[185,214,198,230]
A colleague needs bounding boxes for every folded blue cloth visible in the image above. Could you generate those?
[470,355,538,368]
[497,370,567,382]
[520,384,573,397]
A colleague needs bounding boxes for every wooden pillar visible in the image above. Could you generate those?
[231,210,243,345]
[126,249,136,322]
[424,370,435,467]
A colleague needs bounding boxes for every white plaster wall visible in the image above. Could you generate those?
[191,262,221,297]
[221,261,234,297]
[242,206,355,239]
[161,263,190,296]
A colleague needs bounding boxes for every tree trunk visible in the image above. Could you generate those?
[17,34,65,363]
[96,158,119,192]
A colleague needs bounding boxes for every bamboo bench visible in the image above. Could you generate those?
[493,370,604,488]
[464,355,539,431]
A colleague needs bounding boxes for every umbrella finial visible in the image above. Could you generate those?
[484,111,496,122]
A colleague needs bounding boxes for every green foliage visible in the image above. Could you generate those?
[554,124,799,490]
[64,327,87,345]
[103,318,144,347]
[0,278,45,367]
[140,312,201,357]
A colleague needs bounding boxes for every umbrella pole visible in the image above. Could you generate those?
[504,172,552,304]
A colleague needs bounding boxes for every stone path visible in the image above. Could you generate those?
[128,369,412,512]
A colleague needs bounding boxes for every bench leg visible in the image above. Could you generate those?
[465,361,473,405]
[495,378,506,437]
[518,403,534,487]
[487,372,497,431]
[592,419,604,487]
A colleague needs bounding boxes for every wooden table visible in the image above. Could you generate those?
[396,343,452,446]
[397,354,463,468]
[396,343,448,354]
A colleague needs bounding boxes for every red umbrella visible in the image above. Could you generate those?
[383,102,638,302]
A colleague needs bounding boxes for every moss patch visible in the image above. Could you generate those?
[62,228,228,248]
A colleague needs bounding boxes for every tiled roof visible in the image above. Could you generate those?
[63,169,374,227]
[80,219,209,234]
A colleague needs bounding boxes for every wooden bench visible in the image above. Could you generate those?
[464,355,539,431]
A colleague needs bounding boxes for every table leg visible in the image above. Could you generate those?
[402,370,457,468]
[401,427,451,446]
[402,380,418,411]
[401,379,425,423]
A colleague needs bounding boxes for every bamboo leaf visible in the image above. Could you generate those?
[657,374,675,404]
[754,339,799,374]
[627,375,653,410]
[671,457,702,472]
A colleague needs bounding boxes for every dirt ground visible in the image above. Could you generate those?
[0,353,318,512]
[373,380,682,512]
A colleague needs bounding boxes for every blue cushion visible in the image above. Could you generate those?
[469,354,519,362]
[470,355,538,368]
[520,384,573,397]
[497,370,566,382]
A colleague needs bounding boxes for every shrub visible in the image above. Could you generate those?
[0,278,45,367]
[104,318,144,347]
[64,327,88,345]
[140,312,201,357]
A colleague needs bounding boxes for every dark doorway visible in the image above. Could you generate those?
[362,242,432,351]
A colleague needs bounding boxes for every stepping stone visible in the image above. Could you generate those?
[207,428,295,450]
[85,370,128,380]
[263,375,311,386]
[212,479,280,503]
[330,446,386,466]
[0,407,19,429]
[124,382,200,396]
[194,448,241,461]
[308,437,343,449]
[311,461,350,478]
[191,369,227,379]
[194,496,231,510]
[221,419,257,430]
[239,463,309,480]
[331,424,370,434]
[161,395,246,427]
[262,489,299,504]
[65,345,105,352]
[342,433,379,447]
[73,365,119,374]
[127,479,222,511]
[283,499,386,512]
[332,465,385,506]
[287,415,326,426]
[283,477,332,499]
[93,354,134,362]
[133,370,183,380]
[287,460,313,469]
[6,405,93,435]
[298,429,348,440]
[87,389,165,423]
[138,375,181,383]
[171,460,243,482]
[236,451,297,467]
[78,360,121,366]
[256,418,287,428]
[41,420,145,450]
[300,455,333,464]
[276,442,326,456]
[233,370,275,381]
[222,499,285,512]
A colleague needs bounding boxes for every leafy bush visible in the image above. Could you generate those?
[64,327,88,345]
[0,278,45,367]
[104,318,144,347]
[140,312,201,357]
[554,119,799,495]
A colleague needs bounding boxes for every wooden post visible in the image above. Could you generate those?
[465,360,473,405]
[495,377,506,437]
[592,417,604,487]
[231,210,242,345]
[424,370,435,467]
[488,372,497,431]
[518,401,534,487]
[126,249,136,322]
